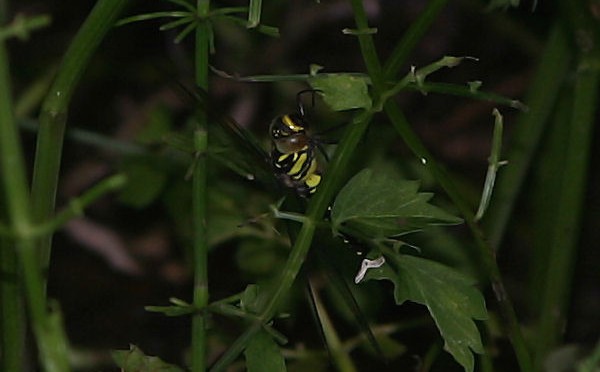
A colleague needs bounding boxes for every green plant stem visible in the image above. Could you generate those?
[0,14,51,41]
[475,109,504,221]
[528,86,572,319]
[533,57,599,372]
[32,0,130,280]
[0,174,126,239]
[0,8,25,371]
[383,0,449,79]
[309,278,357,372]
[404,82,526,110]
[35,174,127,237]
[0,37,70,372]
[191,0,211,371]
[348,0,532,371]
[0,233,25,372]
[420,341,443,372]
[348,0,384,92]
[484,24,570,250]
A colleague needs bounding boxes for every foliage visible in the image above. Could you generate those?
[331,168,462,238]
[1,0,598,372]
[112,345,184,372]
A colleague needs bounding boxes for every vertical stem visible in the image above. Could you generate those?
[191,1,210,371]
[309,278,357,372]
[0,36,70,372]
[348,0,383,92]
[0,234,25,372]
[31,0,130,281]
[0,5,25,371]
[532,0,600,366]
[533,58,598,371]
[484,25,570,250]
[383,0,449,79]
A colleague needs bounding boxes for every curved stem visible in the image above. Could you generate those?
[0,32,70,372]
[32,0,131,281]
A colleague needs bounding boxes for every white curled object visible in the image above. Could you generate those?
[354,256,386,284]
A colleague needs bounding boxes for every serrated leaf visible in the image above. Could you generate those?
[112,344,184,371]
[245,329,287,372]
[363,254,487,372]
[308,74,371,111]
[331,168,462,238]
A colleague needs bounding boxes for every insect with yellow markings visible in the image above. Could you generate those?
[269,90,324,198]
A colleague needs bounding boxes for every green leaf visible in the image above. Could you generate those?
[331,168,462,238]
[136,106,172,144]
[475,109,506,221]
[244,330,287,372]
[112,344,184,371]
[240,284,261,314]
[308,74,372,111]
[118,158,167,208]
[145,297,195,317]
[363,254,487,372]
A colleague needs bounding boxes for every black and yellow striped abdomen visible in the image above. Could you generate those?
[270,113,322,197]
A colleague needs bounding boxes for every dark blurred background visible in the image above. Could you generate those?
[5,0,599,370]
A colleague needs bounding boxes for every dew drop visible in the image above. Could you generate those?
[246,174,255,181]
[420,157,427,165]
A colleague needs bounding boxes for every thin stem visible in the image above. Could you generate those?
[533,55,599,372]
[383,0,449,79]
[0,233,25,372]
[32,0,130,281]
[483,24,570,250]
[0,35,70,372]
[348,0,383,93]
[309,278,357,372]
[31,174,127,238]
[475,109,505,221]
[191,0,210,371]
[0,15,28,371]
